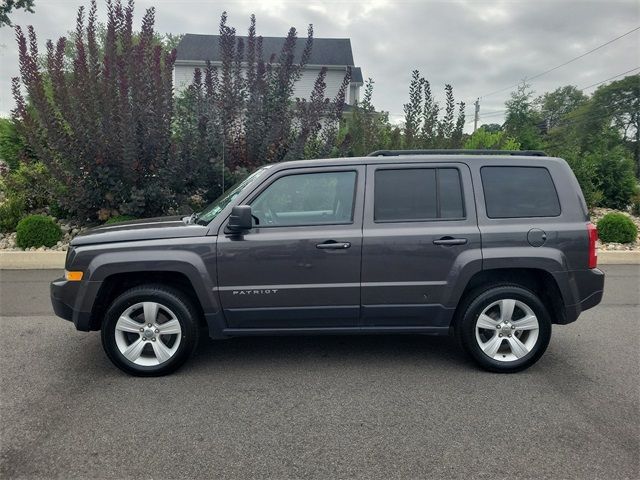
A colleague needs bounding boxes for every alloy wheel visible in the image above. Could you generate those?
[114,302,183,366]
[474,298,540,362]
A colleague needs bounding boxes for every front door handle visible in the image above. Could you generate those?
[433,237,468,246]
[316,241,351,250]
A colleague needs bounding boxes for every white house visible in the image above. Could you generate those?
[173,34,363,105]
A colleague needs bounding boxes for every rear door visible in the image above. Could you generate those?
[361,162,482,328]
[216,165,365,329]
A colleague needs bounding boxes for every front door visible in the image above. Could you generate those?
[361,162,482,328]
[216,166,365,329]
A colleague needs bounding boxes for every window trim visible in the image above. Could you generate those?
[480,166,562,219]
[247,169,359,229]
[373,166,467,224]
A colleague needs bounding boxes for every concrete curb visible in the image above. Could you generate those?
[0,251,67,270]
[1,249,639,269]
[596,251,640,265]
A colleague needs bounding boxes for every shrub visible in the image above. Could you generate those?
[0,195,25,232]
[464,127,521,150]
[2,162,64,212]
[631,191,640,217]
[12,4,178,222]
[105,215,136,224]
[597,212,638,244]
[0,118,27,171]
[15,215,62,249]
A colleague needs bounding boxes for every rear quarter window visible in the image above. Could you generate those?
[481,166,560,218]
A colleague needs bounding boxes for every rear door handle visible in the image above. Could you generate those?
[316,241,351,250]
[433,237,468,246]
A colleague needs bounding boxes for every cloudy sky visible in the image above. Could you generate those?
[1,0,638,129]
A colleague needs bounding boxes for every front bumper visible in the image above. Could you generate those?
[50,277,94,331]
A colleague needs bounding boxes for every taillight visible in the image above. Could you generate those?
[587,223,598,269]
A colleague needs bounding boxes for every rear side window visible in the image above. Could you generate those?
[374,168,464,222]
[481,166,560,218]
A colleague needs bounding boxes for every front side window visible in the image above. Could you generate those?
[374,168,464,222]
[481,166,560,218]
[197,167,270,224]
[251,171,357,227]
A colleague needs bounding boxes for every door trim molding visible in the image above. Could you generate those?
[222,326,450,336]
[215,280,446,292]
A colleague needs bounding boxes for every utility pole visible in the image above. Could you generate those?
[473,98,480,132]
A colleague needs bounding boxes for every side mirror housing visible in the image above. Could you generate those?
[227,205,253,233]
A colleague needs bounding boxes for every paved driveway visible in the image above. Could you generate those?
[1,266,638,479]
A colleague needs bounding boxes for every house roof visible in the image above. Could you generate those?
[176,34,355,66]
[351,67,363,84]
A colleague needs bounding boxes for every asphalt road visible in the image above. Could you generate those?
[1,266,639,479]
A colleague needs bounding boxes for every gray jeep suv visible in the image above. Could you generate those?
[50,150,605,376]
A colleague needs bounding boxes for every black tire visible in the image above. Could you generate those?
[101,285,200,376]
[456,284,552,373]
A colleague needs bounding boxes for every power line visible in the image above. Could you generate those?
[466,109,508,124]
[480,110,508,118]
[579,66,640,90]
[479,26,640,99]
[467,66,639,125]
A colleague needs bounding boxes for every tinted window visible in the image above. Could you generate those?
[481,166,560,218]
[375,169,437,221]
[439,168,464,219]
[251,171,356,226]
[374,168,464,222]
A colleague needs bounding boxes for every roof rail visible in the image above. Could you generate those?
[367,149,548,157]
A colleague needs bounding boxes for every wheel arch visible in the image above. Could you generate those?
[88,270,208,331]
[450,267,566,331]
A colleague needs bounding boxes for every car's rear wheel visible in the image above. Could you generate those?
[457,285,552,373]
[101,285,200,376]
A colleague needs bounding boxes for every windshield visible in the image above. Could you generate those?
[196,167,269,225]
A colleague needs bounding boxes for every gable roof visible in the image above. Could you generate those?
[176,34,355,66]
[351,67,363,84]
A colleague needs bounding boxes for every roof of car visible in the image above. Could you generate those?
[269,151,560,170]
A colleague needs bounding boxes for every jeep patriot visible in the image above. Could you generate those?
[51,150,605,375]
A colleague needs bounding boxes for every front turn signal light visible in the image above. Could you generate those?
[65,270,84,281]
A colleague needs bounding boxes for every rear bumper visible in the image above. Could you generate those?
[561,268,605,324]
[50,278,94,331]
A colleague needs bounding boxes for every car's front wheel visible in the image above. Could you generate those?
[101,285,200,376]
[457,285,552,373]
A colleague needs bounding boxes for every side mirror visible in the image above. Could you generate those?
[227,205,253,233]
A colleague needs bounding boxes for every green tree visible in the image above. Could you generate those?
[545,106,638,209]
[402,70,463,149]
[0,0,34,27]
[451,102,466,148]
[403,70,423,148]
[480,123,502,133]
[337,79,400,156]
[464,127,520,150]
[536,85,588,131]
[0,118,31,170]
[420,77,439,146]
[590,145,638,210]
[504,82,543,149]
[437,84,455,143]
[590,75,640,177]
